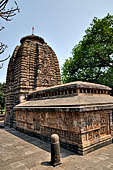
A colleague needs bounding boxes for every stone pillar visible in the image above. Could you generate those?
[50,134,62,167]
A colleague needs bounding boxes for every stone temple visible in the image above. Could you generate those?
[5,34,61,127]
[5,34,113,155]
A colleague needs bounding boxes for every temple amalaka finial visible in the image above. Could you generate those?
[32,27,34,35]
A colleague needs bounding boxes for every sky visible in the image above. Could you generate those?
[0,0,113,83]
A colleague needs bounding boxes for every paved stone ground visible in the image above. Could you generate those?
[0,124,113,170]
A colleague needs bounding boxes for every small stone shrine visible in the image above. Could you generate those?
[5,34,61,127]
[15,81,113,155]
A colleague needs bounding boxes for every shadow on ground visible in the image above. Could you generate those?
[0,121,5,128]
[5,126,75,159]
[41,161,51,166]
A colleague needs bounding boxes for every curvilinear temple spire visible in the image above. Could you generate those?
[5,34,61,127]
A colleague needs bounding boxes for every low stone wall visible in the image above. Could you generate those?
[15,108,112,155]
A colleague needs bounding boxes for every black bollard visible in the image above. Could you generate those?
[50,134,62,167]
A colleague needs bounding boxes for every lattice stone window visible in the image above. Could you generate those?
[94,90,96,94]
[65,90,67,95]
[87,89,90,93]
[98,90,101,94]
[73,89,76,93]
[80,89,82,93]
[55,92,57,96]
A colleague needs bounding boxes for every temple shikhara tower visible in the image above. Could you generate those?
[6,34,61,126]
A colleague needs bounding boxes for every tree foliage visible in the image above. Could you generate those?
[0,82,6,114]
[62,14,113,92]
[0,0,19,67]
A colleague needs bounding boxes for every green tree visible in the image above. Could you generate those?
[0,82,6,114]
[62,13,113,92]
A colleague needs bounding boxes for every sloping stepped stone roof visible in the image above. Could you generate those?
[30,81,111,94]
[15,81,113,112]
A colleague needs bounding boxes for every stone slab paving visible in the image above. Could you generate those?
[0,127,113,170]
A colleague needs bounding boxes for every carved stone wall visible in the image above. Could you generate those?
[15,108,112,154]
[5,35,61,127]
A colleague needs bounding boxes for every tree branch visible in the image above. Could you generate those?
[0,1,19,68]
[0,0,19,21]
[0,25,4,31]
[0,0,8,10]
[0,54,10,62]
[0,42,7,54]
[0,63,3,69]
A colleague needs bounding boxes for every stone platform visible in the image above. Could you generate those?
[1,127,113,170]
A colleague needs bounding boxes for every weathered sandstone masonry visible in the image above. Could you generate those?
[15,81,113,155]
[5,33,113,155]
[6,35,61,127]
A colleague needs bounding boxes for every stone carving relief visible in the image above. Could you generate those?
[6,35,61,126]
